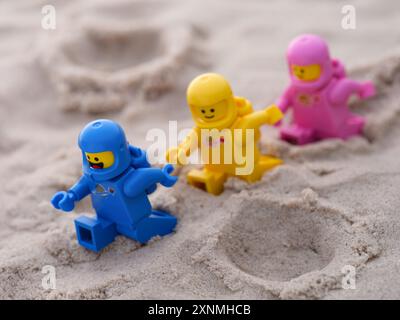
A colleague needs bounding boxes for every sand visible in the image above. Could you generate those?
[1,0,400,299]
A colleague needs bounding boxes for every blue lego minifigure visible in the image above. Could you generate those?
[51,119,178,252]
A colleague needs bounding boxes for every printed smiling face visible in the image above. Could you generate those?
[190,100,230,125]
[85,151,115,170]
[291,64,321,82]
[187,73,237,129]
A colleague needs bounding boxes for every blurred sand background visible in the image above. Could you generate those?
[1,0,400,299]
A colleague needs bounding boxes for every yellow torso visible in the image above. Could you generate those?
[197,97,261,175]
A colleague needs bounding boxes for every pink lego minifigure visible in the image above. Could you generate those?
[276,34,375,145]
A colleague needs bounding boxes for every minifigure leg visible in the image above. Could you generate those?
[280,125,316,145]
[344,115,365,138]
[187,168,227,195]
[239,155,283,183]
[74,216,117,252]
[118,211,177,244]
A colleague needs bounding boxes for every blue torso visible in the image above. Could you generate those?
[86,168,152,228]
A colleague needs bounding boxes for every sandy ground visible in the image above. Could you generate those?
[1,0,400,299]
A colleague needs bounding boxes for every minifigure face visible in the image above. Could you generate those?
[85,151,114,169]
[291,64,321,82]
[190,100,230,126]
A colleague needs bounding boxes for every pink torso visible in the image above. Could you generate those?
[287,79,353,136]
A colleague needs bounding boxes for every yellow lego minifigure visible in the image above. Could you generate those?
[167,73,283,195]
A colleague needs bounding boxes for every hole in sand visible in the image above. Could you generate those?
[219,203,335,282]
[63,28,164,73]
[89,0,168,21]
[43,22,203,113]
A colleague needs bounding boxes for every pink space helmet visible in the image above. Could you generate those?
[286,34,344,90]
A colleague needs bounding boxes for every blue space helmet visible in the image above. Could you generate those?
[78,119,131,181]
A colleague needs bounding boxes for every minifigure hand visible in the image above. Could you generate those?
[265,104,284,126]
[166,147,188,166]
[359,81,376,99]
[51,191,76,212]
[161,164,178,187]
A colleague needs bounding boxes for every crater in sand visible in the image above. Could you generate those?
[219,201,336,282]
[63,28,164,73]
[43,22,205,113]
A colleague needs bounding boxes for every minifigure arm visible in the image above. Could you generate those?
[329,79,375,105]
[129,145,157,193]
[239,104,283,131]
[248,104,283,128]
[129,145,151,169]
[236,105,283,145]
[178,127,200,157]
[276,87,293,113]
[166,127,200,165]
[124,164,178,198]
[51,176,91,212]
[68,176,91,201]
